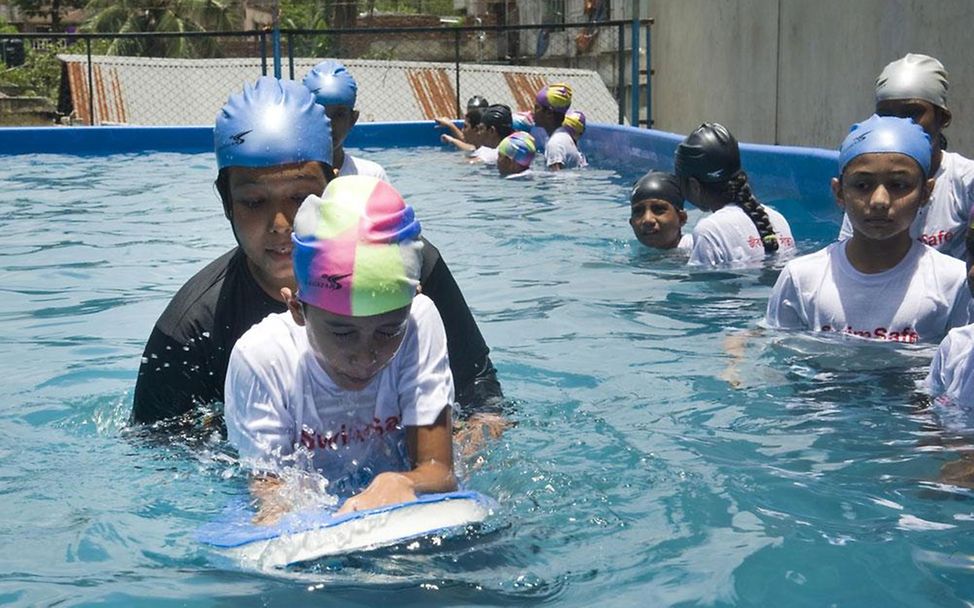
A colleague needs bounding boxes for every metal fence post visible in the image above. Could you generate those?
[454,28,461,118]
[85,37,94,126]
[616,23,624,125]
[645,22,652,128]
[287,31,294,79]
[272,26,282,78]
[630,3,639,128]
[259,31,267,76]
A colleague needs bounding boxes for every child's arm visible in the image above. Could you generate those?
[337,407,456,514]
[441,133,476,152]
[249,474,289,525]
[435,117,465,141]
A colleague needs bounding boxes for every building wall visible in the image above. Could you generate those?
[647,0,974,155]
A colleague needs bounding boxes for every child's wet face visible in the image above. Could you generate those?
[302,303,411,390]
[629,197,686,249]
[228,162,329,297]
[463,114,480,145]
[876,98,947,140]
[478,125,503,148]
[324,105,358,153]
[533,104,560,133]
[835,152,930,242]
[497,154,522,176]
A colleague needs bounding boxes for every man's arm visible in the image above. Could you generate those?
[417,239,504,412]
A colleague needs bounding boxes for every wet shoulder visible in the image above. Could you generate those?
[154,248,240,334]
[233,312,304,365]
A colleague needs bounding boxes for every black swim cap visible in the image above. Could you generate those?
[481,104,514,134]
[674,122,742,183]
[630,170,684,208]
[467,95,489,111]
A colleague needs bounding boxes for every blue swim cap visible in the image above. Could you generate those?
[838,114,931,176]
[215,76,333,170]
[303,59,358,108]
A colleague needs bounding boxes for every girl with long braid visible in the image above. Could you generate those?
[674,123,796,266]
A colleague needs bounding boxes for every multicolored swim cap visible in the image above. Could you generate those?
[561,110,586,138]
[303,59,358,108]
[497,131,537,167]
[512,111,534,132]
[292,175,423,317]
[674,122,741,183]
[535,82,573,112]
[876,53,948,111]
[838,114,931,177]
[631,171,683,209]
[215,76,332,170]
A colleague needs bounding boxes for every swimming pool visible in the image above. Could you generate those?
[1,142,973,606]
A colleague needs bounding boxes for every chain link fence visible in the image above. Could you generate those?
[0,20,651,127]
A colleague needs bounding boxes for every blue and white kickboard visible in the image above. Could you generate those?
[197,491,495,568]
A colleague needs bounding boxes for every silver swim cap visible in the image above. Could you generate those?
[875,53,948,111]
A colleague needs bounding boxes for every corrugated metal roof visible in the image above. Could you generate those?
[57,54,620,126]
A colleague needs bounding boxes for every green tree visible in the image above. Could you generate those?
[80,0,241,57]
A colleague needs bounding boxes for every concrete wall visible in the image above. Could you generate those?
[648,0,974,156]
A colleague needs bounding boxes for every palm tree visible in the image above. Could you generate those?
[81,0,241,58]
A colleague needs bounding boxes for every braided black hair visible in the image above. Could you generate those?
[721,172,779,253]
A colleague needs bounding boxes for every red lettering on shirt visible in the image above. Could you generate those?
[919,230,953,246]
[817,324,918,343]
[747,236,762,249]
[300,416,401,452]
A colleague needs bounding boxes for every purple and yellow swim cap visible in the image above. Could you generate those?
[535,83,573,112]
[497,131,537,167]
[292,175,423,317]
[561,110,586,138]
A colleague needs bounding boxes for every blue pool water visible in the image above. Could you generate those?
[2,147,974,606]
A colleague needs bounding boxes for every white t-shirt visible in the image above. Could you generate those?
[838,151,974,259]
[688,204,796,267]
[677,233,694,253]
[471,146,499,164]
[224,294,453,494]
[544,128,586,169]
[340,154,389,182]
[925,323,974,406]
[766,240,972,344]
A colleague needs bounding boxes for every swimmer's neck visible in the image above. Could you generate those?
[844,231,913,274]
[930,146,943,176]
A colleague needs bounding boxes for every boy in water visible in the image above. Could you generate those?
[132,77,503,427]
[470,104,515,164]
[533,83,585,170]
[302,59,387,180]
[496,131,537,178]
[766,115,972,343]
[226,176,456,520]
[437,96,489,153]
[839,53,974,261]
[629,170,692,251]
